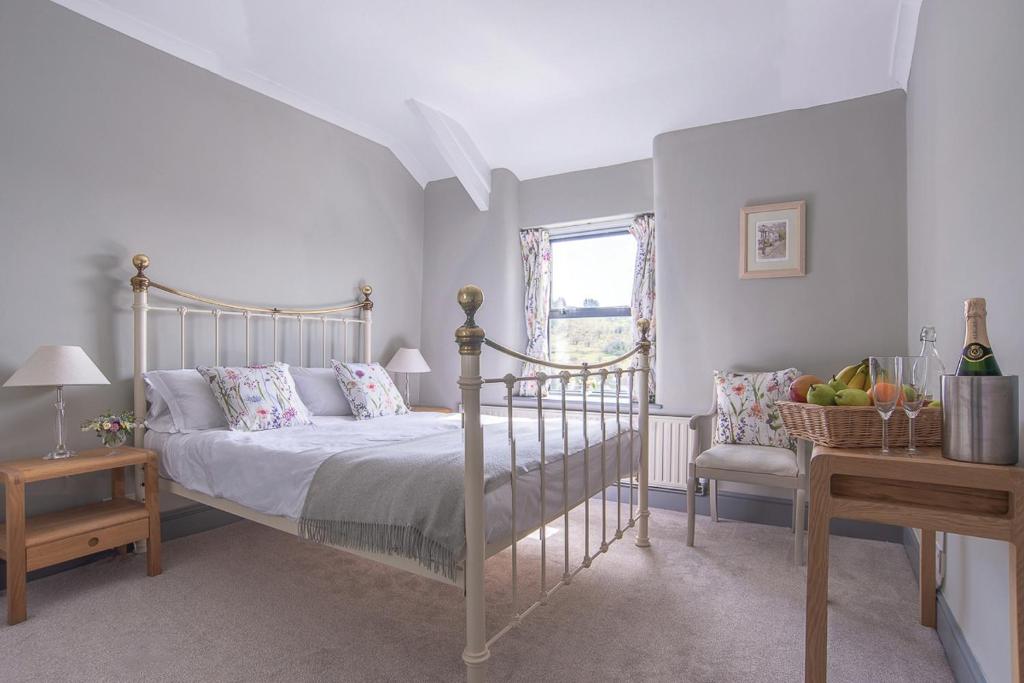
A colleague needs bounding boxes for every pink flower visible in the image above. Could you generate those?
[257,408,268,416]
[732,385,746,396]
[750,404,763,417]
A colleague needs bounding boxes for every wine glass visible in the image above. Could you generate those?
[898,355,930,453]
[869,357,902,454]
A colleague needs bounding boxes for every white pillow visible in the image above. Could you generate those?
[290,367,352,416]
[144,369,228,433]
[331,360,409,420]
[198,363,312,431]
[143,378,178,433]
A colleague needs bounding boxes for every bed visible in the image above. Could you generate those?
[127,254,652,681]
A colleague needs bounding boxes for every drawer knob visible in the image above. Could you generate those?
[88,537,100,547]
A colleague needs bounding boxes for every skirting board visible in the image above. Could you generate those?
[610,484,903,543]
[903,527,986,683]
[0,503,239,593]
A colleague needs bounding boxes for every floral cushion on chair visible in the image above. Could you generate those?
[331,361,409,420]
[197,363,312,432]
[713,368,800,450]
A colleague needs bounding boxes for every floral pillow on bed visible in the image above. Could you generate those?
[331,360,408,420]
[713,368,799,449]
[197,363,312,432]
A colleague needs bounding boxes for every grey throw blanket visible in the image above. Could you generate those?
[298,417,616,580]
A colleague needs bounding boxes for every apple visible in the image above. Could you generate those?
[789,375,824,403]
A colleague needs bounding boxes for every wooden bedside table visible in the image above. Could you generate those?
[410,406,453,414]
[0,447,161,625]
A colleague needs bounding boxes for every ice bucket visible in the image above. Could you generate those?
[941,375,1019,465]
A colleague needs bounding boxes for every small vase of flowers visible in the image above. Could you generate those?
[82,410,138,453]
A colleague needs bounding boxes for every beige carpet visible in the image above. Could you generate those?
[0,508,951,682]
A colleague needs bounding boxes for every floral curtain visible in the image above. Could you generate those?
[630,213,656,401]
[518,228,552,396]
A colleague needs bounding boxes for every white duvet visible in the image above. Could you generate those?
[148,411,641,549]
[148,412,470,519]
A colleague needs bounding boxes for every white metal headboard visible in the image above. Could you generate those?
[129,253,372,452]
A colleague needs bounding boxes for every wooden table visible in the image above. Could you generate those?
[0,447,161,625]
[805,445,1024,683]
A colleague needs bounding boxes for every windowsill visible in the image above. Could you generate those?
[486,396,664,412]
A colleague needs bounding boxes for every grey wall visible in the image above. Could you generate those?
[0,0,425,515]
[654,91,909,415]
[419,169,522,407]
[419,160,654,407]
[906,1,1024,680]
[519,159,654,228]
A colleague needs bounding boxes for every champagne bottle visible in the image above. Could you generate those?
[955,298,1001,376]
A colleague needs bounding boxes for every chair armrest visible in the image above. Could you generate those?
[688,406,717,463]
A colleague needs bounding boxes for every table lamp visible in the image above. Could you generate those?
[385,347,431,406]
[4,345,110,459]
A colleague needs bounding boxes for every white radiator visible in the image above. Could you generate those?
[479,406,690,491]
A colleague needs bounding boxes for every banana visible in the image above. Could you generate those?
[848,364,870,391]
[835,364,861,386]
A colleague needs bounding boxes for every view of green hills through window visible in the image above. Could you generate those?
[548,232,635,395]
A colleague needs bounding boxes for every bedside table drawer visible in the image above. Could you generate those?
[26,518,149,572]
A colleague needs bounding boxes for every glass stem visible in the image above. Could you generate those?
[881,416,889,454]
[908,416,916,453]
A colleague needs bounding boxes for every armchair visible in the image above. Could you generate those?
[687,402,811,565]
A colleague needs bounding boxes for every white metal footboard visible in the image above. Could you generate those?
[455,284,652,682]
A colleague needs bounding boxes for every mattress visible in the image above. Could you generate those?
[146,411,641,548]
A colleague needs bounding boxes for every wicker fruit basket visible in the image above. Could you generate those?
[777,401,942,448]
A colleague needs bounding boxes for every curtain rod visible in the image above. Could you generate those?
[520,212,651,234]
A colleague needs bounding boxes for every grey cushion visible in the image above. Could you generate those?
[695,444,798,477]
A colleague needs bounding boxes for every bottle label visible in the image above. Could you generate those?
[964,343,993,362]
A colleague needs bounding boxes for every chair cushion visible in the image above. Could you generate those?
[695,444,799,477]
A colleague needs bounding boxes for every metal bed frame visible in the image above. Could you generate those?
[128,255,652,681]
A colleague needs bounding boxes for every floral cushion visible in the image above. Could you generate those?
[197,363,312,432]
[331,361,409,420]
[713,368,799,450]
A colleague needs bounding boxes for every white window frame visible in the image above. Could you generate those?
[546,220,634,398]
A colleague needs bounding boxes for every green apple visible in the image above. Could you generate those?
[807,384,837,406]
[928,399,942,408]
[902,384,918,403]
[835,388,871,407]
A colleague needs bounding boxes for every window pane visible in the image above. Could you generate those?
[550,233,636,310]
[549,316,633,394]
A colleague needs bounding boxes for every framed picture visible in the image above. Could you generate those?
[739,200,806,279]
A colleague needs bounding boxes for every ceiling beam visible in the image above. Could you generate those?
[889,0,922,90]
[409,99,491,211]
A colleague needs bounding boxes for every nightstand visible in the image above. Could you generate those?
[0,447,161,625]
[410,406,454,414]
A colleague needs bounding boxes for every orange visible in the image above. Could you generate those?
[870,382,903,405]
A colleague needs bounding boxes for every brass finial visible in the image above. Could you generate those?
[131,253,151,292]
[637,318,652,354]
[360,284,373,310]
[455,285,485,355]
[458,285,484,327]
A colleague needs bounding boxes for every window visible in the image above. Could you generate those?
[548,229,636,396]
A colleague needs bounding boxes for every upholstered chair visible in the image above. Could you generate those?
[686,382,811,565]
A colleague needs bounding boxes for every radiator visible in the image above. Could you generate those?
[479,406,690,490]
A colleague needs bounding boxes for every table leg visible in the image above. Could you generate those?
[4,475,27,625]
[919,529,936,628]
[1011,541,1024,683]
[111,467,129,555]
[144,462,161,577]
[805,474,830,682]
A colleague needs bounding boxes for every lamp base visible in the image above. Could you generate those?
[44,446,76,460]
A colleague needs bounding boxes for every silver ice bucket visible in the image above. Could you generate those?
[941,375,1019,465]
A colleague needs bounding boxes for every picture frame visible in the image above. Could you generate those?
[739,200,806,279]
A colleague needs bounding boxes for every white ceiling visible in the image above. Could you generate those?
[53,0,920,188]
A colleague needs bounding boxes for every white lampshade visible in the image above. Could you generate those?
[385,347,431,374]
[4,345,110,388]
